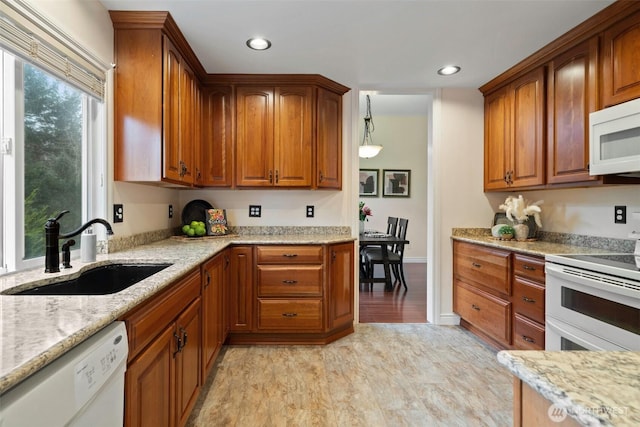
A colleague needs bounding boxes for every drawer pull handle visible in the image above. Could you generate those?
[522,296,536,303]
[282,254,298,258]
[471,304,481,311]
[523,265,536,271]
[173,333,182,356]
[282,312,298,318]
[282,280,298,284]
[471,262,482,268]
[522,335,535,343]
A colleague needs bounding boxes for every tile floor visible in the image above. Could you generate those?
[187,324,513,426]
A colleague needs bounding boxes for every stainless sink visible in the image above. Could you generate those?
[3,263,172,296]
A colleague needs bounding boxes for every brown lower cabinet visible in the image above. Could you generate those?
[120,242,354,425]
[122,269,201,427]
[453,240,545,350]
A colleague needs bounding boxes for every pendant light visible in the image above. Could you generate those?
[359,95,383,158]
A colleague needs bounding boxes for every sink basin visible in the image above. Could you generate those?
[5,263,172,296]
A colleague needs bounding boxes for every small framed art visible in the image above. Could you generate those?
[359,169,379,197]
[382,169,410,197]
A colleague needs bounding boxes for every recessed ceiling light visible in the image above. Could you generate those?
[246,38,272,50]
[437,65,461,76]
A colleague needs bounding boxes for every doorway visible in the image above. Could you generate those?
[356,92,431,323]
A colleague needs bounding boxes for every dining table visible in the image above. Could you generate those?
[359,232,410,291]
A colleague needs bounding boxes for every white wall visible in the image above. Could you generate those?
[359,115,428,261]
[433,88,491,323]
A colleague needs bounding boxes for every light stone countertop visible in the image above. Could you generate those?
[497,350,640,426]
[0,233,354,395]
[451,228,633,257]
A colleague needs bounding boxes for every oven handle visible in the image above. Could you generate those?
[546,317,628,351]
[545,262,640,301]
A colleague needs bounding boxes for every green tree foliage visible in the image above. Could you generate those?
[23,64,83,258]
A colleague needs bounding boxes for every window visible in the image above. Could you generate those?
[1,49,105,274]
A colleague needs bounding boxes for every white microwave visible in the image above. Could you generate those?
[589,97,640,177]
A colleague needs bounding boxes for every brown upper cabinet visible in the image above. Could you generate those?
[484,68,546,191]
[602,8,640,107]
[546,38,599,185]
[481,1,640,191]
[236,85,313,187]
[110,11,349,189]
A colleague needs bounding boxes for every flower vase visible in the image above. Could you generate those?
[513,223,529,241]
[359,220,365,234]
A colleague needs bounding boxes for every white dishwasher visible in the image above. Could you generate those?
[0,321,128,427]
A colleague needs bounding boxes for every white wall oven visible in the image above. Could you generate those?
[545,253,640,351]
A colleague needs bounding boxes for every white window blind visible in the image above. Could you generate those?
[0,0,107,99]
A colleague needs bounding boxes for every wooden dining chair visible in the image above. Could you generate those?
[360,217,398,278]
[363,218,409,290]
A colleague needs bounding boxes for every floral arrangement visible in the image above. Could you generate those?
[499,195,543,227]
[359,201,372,221]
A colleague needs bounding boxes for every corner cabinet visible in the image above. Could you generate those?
[602,9,640,107]
[227,242,355,344]
[111,12,202,186]
[453,240,545,350]
[484,68,545,191]
[316,88,343,189]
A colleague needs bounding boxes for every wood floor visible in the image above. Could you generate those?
[359,262,427,323]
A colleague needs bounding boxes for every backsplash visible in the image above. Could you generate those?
[452,228,636,253]
[100,226,352,253]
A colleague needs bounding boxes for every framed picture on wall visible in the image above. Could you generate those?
[359,169,379,197]
[382,169,410,197]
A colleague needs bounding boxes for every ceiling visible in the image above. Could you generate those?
[99,0,614,91]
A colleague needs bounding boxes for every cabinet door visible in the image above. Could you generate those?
[175,297,201,427]
[602,9,640,107]
[547,38,598,184]
[316,88,343,189]
[228,246,254,331]
[510,68,545,188]
[328,242,354,329]
[274,86,313,187]
[484,87,511,190]
[163,36,183,183]
[201,85,234,187]
[236,86,274,186]
[201,253,225,380]
[125,324,175,427]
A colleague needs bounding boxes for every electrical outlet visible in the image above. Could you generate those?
[306,205,314,218]
[168,204,174,219]
[114,204,124,223]
[249,205,261,217]
[615,205,626,224]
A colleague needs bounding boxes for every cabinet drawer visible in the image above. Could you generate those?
[454,241,511,295]
[454,280,511,345]
[513,253,545,283]
[256,245,323,264]
[257,265,323,296]
[123,269,201,359]
[513,313,545,350]
[513,277,545,324]
[257,299,323,331]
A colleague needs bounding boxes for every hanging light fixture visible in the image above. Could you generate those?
[359,94,383,158]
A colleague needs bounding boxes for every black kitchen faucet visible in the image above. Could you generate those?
[44,211,114,273]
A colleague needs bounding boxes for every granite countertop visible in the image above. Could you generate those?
[0,233,354,395]
[498,350,640,426]
[451,228,634,257]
